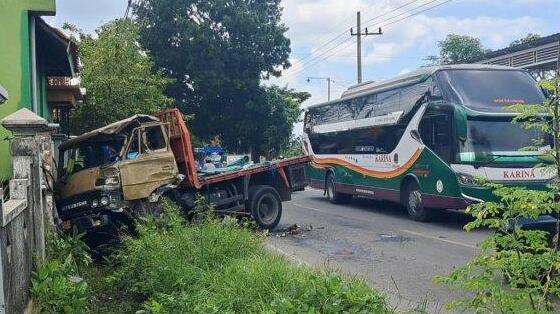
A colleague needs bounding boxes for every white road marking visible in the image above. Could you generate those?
[291,202,329,213]
[400,229,478,250]
[266,243,311,266]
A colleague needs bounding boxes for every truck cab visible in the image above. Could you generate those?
[55,115,182,233]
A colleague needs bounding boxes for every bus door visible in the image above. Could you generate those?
[419,110,454,162]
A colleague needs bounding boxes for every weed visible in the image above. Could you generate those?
[100,197,392,313]
[31,233,91,313]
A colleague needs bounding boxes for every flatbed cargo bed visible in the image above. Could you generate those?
[155,109,309,189]
[198,155,310,186]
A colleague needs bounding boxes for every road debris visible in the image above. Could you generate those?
[376,233,413,243]
[269,224,315,237]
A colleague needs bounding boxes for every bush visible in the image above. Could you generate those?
[106,198,392,313]
[31,233,91,313]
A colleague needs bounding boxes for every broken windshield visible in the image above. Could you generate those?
[60,140,123,178]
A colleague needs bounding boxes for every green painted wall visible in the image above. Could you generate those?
[0,0,56,180]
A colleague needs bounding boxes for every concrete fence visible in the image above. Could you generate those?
[0,109,57,314]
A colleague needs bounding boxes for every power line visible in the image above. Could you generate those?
[278,38,357,83]
[360,0,424,28]
[293,0,425,66]
[279,36,353,80]
[366,0,454,29]
[278,0,455,83]
[281,0,444,79]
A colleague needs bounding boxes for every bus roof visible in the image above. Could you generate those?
[306,64,523,110]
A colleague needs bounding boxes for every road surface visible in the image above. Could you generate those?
[267,188,492,313]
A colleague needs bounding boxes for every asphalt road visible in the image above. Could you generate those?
[267,188,492,313]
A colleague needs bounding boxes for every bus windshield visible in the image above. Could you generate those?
[459,118,551,162]
[438,69,545,112]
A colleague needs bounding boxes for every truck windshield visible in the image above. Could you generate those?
[438,69,545,112]
[60,141,122,177]
[458,119,551,162]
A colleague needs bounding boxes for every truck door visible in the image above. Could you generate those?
[119,124,178,200]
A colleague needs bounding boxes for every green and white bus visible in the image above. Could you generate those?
[302,64,553,221]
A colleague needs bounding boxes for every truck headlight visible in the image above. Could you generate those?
[100,196,110,206]
[458,173,478,186]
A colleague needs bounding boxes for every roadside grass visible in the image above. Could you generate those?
[83,199,394,313]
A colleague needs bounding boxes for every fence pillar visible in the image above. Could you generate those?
[2,109,49,265]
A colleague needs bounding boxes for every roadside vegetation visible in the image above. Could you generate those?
[32,198,393,313]
[437,77,560,313]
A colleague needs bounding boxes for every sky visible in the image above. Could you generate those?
[45,0,560,133]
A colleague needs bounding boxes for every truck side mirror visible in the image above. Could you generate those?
[454,106,468,141]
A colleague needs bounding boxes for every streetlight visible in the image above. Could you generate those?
[306,77,332,102]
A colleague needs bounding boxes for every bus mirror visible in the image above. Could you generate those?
[454,107,468,141]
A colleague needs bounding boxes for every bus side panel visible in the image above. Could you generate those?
[412,149,468,209]
[306,148,469,210]
[306,163,328,190]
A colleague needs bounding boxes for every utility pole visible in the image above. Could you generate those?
[307,77,332,101]
[350,11,382,83]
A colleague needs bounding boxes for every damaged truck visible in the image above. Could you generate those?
[55,108,308,236]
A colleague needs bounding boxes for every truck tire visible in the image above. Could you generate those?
[249,185,282,230]
[403,181,433,222]
[326,174,352,204]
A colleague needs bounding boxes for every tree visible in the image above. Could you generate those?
[133,0,292,157]
[510,33,541,47]
[258,87,310,159]
[68,19,173,134]
[427,34,490,65]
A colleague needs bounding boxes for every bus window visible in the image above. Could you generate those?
[309,132,353,155]
[354,126,404,154]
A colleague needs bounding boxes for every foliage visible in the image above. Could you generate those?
[102,198,392,313]
[67,19,173,134]
[426,34,490,65]
[510,33,542,47]
[257,86,310,159]
[133,1,297,157]
[31,233,92,313]
[280,136,304,158]
[437,76,560,313]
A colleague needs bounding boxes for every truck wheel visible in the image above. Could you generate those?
[403,181,433,222]
[249,185,282,230]
[326,174,352,204]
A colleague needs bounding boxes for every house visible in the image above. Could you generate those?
[0,0,81,179]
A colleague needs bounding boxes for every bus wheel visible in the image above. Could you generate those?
[326,174,352,204]
[403,182,432,222]
[250,185,282,230]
